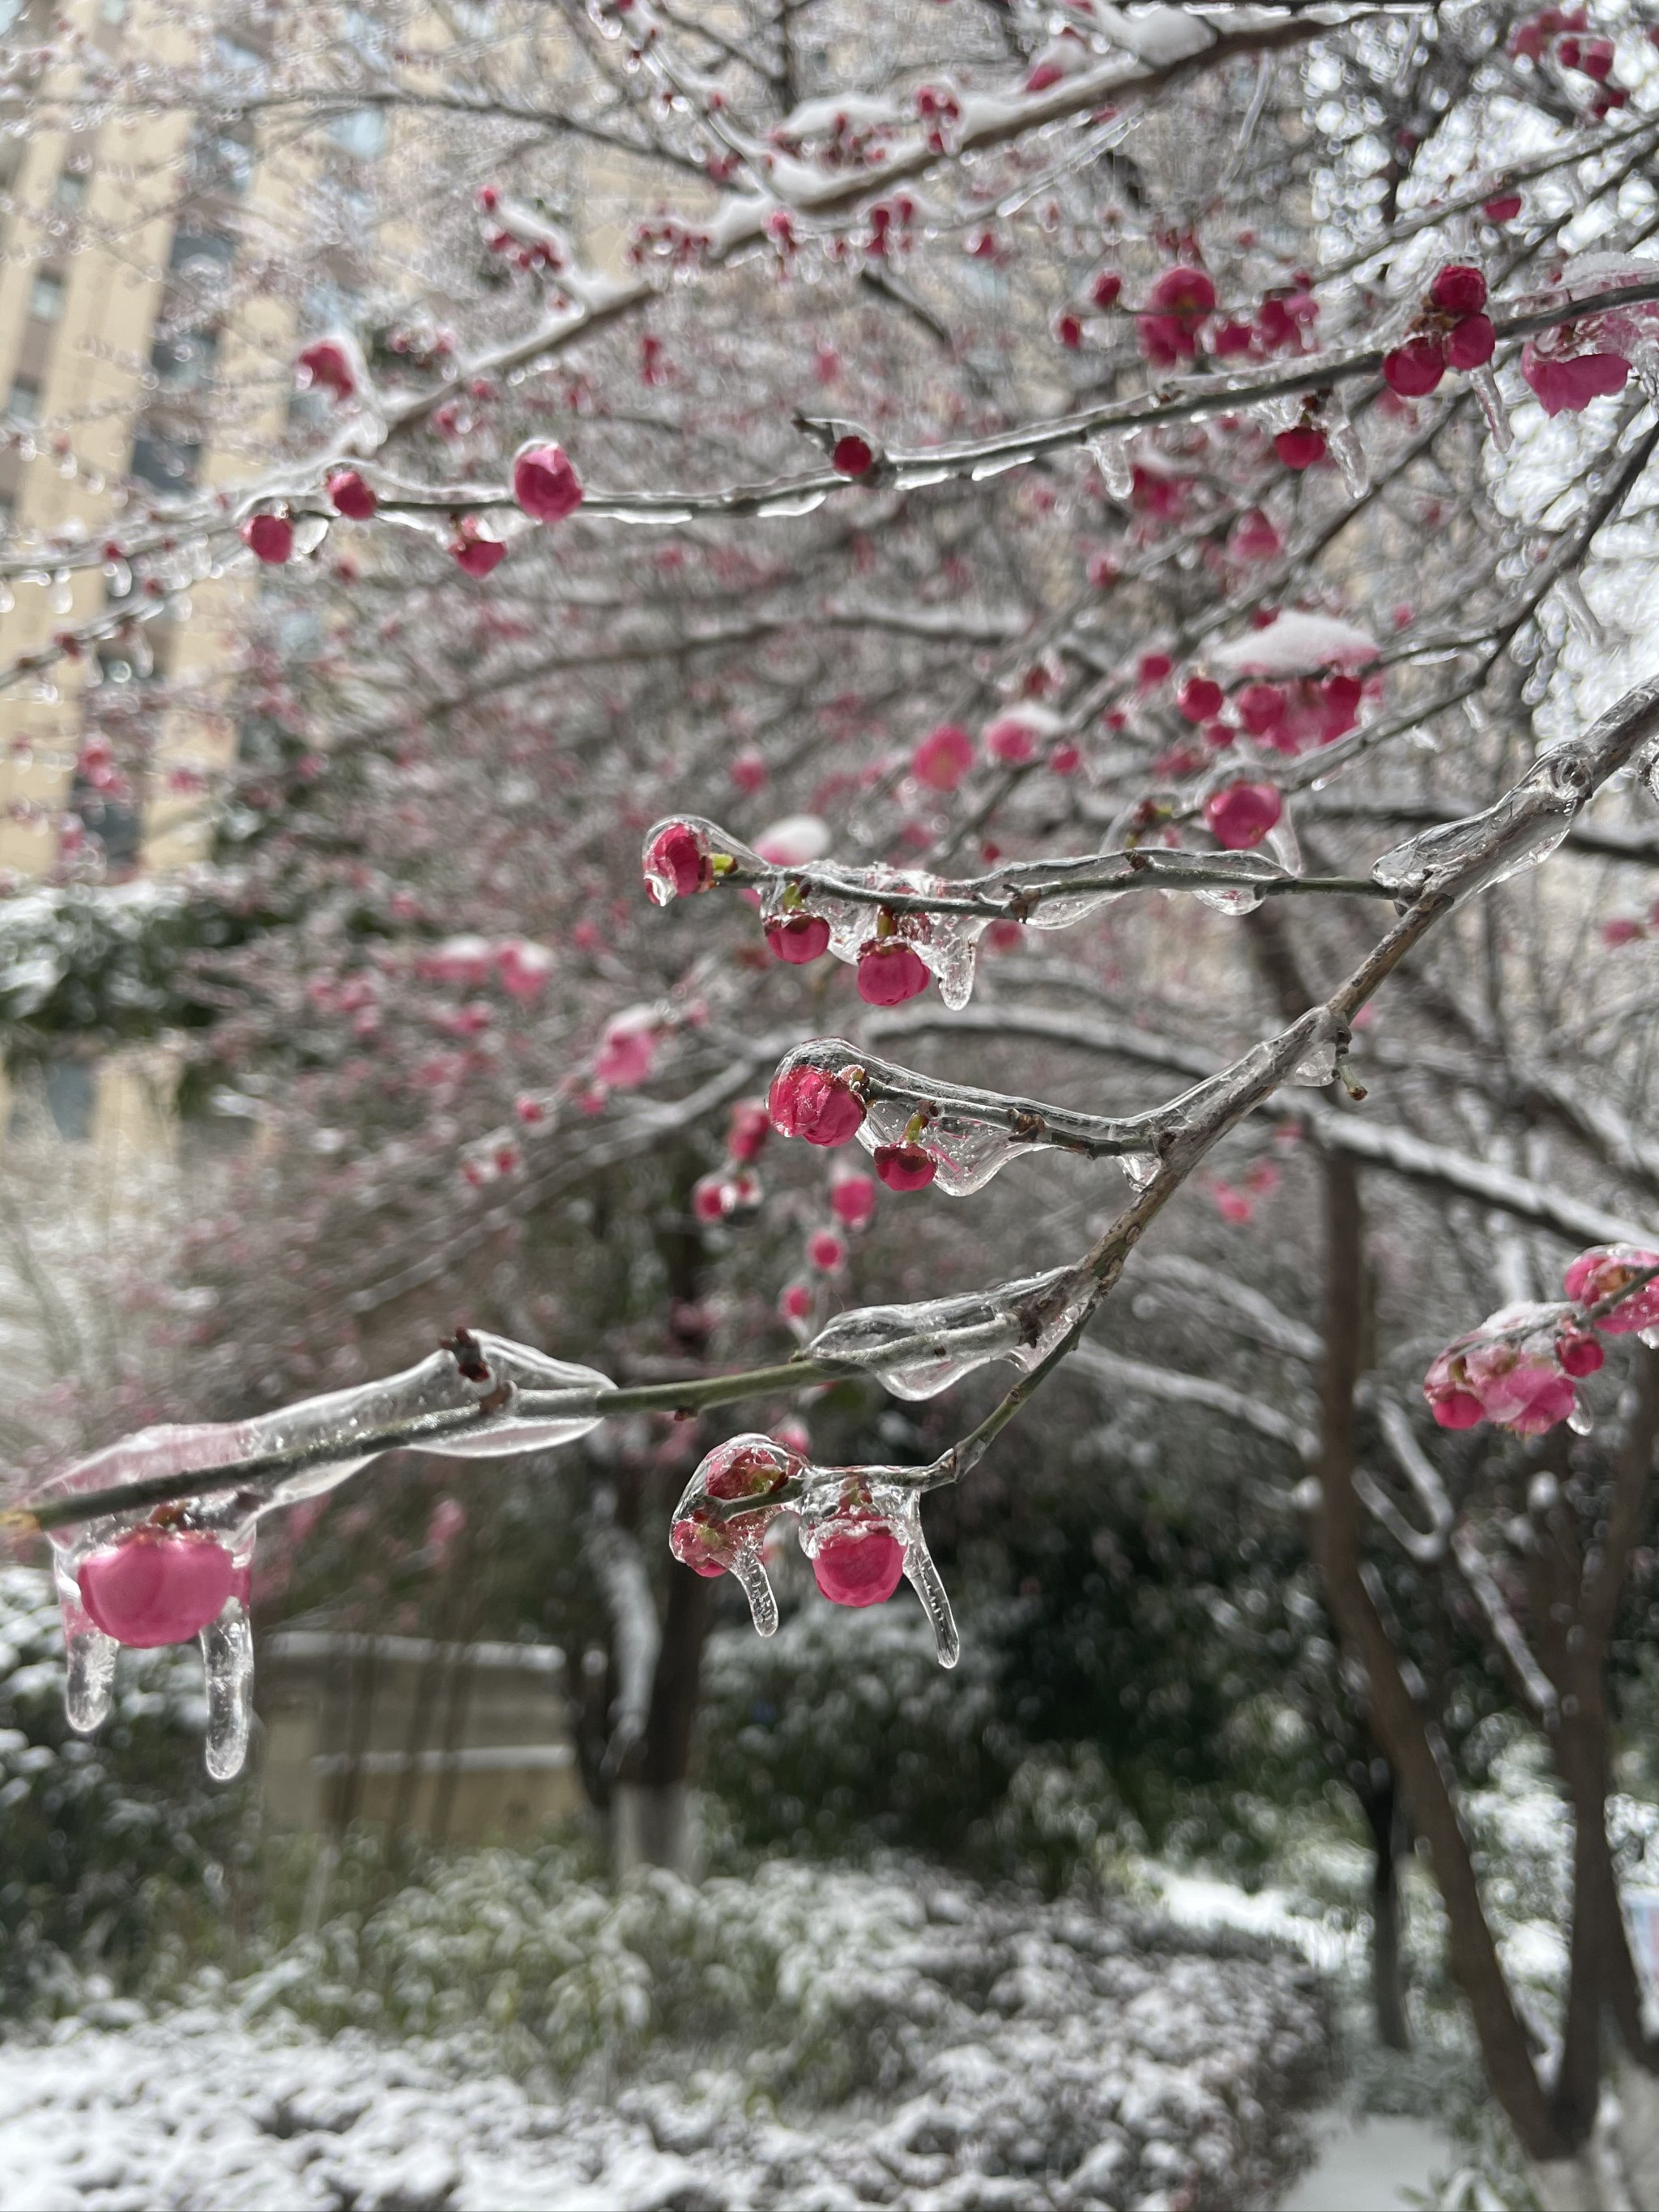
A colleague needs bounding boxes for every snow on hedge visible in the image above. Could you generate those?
[0,1856,1324,2210]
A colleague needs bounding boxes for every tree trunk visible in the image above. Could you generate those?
[1358,1762,1410,2052]
[613,1560,710,1876]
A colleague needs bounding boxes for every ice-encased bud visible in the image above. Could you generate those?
[795,1473,958,1667]
[806,1264,1088,1399]
[32,1334,619,1773]
[640,814,761,905]
[669,1433,801,1634]
[1563,1244,1659,1336]
[1372,748,1589,901]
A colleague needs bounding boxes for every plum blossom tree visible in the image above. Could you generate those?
[9,0,1659,2194]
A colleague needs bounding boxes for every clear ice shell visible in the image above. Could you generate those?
[794,1473,958,1667]
[1371,748,1588,901]
[805,1264,1086,1399]
[731,1552,778,1636]
[855,1097,1018,1196]
[1292,1038,1338,1087]
[33,1335,618,1775]
[762,863,986,1009]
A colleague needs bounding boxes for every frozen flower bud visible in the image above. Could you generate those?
[1383,335,1446,397]
[983,715,1039,765]
[1237,681,1287,737]
[326,469,377,520]
[241,513,294,565]
[807,1227,847,1272]
[642,820,712,903]
[912,722,975,791]
[513,441,584,522]
[594,1012,656,1088]
[296,338,356,399]
[831,434,876,477]
[1205,782,1282,850]
[1558,1332,1605,1377]
[692,1171,731,1225]
[779,1280,814,1324]
[727,1099,770,1164]
[766,913,831,964]
[1274,425,1327,470]
[1446,314,1495,370]
[812,1523,904,1605]
[669,1434,800,1626]
[1521,346,1630,416]
[1429,264,1487,316]
[768,1061,866,1146]
[856,940,932,1007]
[1091,269,1123,309]
[451,521,506,575]
[830,1169,876,1228]
[77,1529,244,1648]
[1178,675,1224,723]
[1137,650,1173,688]
[1483,190,1522,223]
[1563,1244,1659,1334]
[874,1143,937,1192]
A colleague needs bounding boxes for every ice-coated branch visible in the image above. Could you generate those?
[1451,1525,1559,1727]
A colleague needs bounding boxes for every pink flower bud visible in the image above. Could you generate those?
[326,470,377,520]
[1558,1332,1605,1377]
[1383,335,1446,397]
[78,1530,241,1647]
[983,715,1038,765]
[513,441,583,522]
[1483,190,1522,223]
[1228,509,1282,564]
[241,513,294,565]
[807,1228,847,1271]
[1431,1389,1485,1430]
[1146,265,1215,323]
[856,941,932,1006]
[765,913,831,964]
[1520,347,1631,416]
[831,434,876,477]
[595,1016,656,1088]
[873,1142,936,1192]
[1205,782,1282,850]
[1237,681,1287,736]
[1274,426,1327,470]
[451,522,506,575]
[1137,651,1173,689]
[779,1280,815,1323]
[1091,270,1122,309]
[1581,35,1614,77]
[768,1065,865,1146]
[812,1524,905,1606]
[296,339,355,399]
[727,1100,770,1163]
[691,1172,729,1224]
[912,722,975,791]
[830,1171,876,1228]
[1446,313,1495,370]
[1178,675,1224,723]
[1601,917,1644,948]
[643,821,710,903]
[1563,1246,1659,1332]
[1429,263,1487,316]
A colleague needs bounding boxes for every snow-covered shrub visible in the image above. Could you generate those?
[219,1849,1328,2206]
[699,1600,1018,1865]
[0,1567,245,2016]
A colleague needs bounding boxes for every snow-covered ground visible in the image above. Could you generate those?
[1279,2114,1456,2212]
[0,1868,1328,2211]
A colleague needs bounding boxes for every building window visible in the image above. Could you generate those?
[130,429,200,490]
[6,374,41,424]
[190,126,253,197]
[151,326,220,390]
[54,167,87,208]
[42,1060,96,1144]
[329,107,386,159]
[28,269,66,322]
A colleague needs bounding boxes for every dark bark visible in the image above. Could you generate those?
[1308,1150,1566,2161]
[1356,1760,1411,2052]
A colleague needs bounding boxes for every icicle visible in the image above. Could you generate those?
[901,1534,960,1669]
[1324,403,1370,498]
[806,1265,1086,1400]
[1087,430,1135,501]
[1567,1401,1593,1437]
[1555,573,1608,650]
[730,1552,779,1637]
[1118,1151,1159,1189]
[200,1596,254,1780]
[1469,364,1512,451]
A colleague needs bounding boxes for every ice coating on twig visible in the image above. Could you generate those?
[1371,747,1590,901]
[806,1264,1089,1399]
[767,1038,1155,1196]
[30,1333,616,1775]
